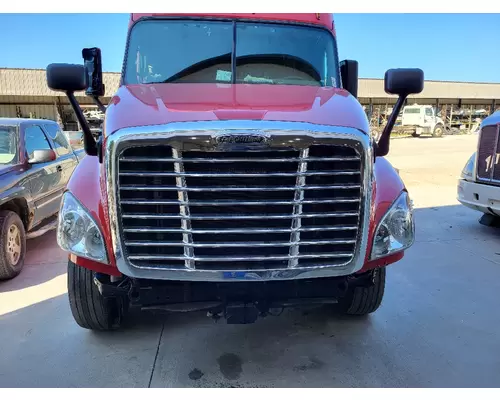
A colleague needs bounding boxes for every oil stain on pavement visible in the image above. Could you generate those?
[217,353,243,380]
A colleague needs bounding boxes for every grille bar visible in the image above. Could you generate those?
[125,239,357,247]
[120,156,360,163]
[121,198,360,206]
[128,253,354,262]
[124,226,358,234]
[120,184,361,192]
[120,171,360,177]
[122,212,359,220]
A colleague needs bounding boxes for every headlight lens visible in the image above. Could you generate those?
[57,192,108,263]
[370,191,415,260]
[460,153,476,180]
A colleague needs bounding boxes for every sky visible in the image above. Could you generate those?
[0,13,499,82]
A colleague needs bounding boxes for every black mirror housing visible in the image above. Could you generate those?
[82,47,105,97]
[376,67,425,158]
[340,60,359,98]
[45,62,98,158]
[384,68,424,96]
[46,63,87,92]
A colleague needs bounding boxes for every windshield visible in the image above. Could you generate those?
[124,19,339,87]
[0,126,18,165]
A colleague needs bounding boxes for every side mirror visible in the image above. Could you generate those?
[384,68,424,96]
[46,62,98,157]
[46,64,87,92]
[340,60,358,98]
[28,149,56,164]
[376,68,424,157]
[82,47,105,97]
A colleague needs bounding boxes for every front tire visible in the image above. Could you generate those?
[67,261,126,331]
[432,124,444,137]
[338,267,386,315]
[0,211,26,281]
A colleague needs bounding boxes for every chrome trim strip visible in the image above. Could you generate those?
[123,226,358,234]
[128,253,354,262]
[120,198,360,206]
[288,148,308,268]
[122,212,359,220]
[119,171,360,177]
[172,148,195,270]
[119,184,360,192]
[120,156,360,163]
[105,120,373,282]
[124,239,357,247]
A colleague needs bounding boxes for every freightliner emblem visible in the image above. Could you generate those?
[212,131,271,150]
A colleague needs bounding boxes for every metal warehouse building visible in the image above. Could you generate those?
[1,67,499,131]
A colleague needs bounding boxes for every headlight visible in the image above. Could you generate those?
[460,153,476,181]
[57,192,108,263]
[370,191,415,260]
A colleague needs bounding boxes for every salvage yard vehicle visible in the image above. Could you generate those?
[0,118,84,280]
[457,112,500,227]
[400,104,445,137]
[46,13,423,330]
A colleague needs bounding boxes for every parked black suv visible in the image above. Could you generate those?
[0,118,84,280]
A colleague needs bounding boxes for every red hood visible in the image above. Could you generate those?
[105,83,370,135]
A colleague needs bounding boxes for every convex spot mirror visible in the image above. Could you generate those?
[46,63,86,93]
[384,68,424,96]
[82,47,105,97]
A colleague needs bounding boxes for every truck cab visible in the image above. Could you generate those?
[457,111,500,226]
[401,104,445,137]
[45,13,424,330]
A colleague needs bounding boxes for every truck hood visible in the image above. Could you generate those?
[105,83,370,135]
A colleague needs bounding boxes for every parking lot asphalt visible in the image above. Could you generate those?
[0,134,499,388]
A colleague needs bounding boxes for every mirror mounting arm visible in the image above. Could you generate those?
[92,96,107,113]
[66,91,98,157]
[375,94,408,158]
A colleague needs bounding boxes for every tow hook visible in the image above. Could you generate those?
[93,273,130,298]
[350,271,376,288]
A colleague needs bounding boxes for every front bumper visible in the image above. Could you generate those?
[457,179,500,216]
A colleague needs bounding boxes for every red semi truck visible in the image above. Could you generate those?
[46,13,423,330]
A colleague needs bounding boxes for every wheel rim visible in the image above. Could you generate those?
[435,128,442,136]
[6,224,21,265]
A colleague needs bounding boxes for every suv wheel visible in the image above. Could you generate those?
[0,210,26,280]
[337,267,386,316]
[68,261,127,331]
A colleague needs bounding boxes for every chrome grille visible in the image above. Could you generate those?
[117,142,363,271]
[477,124,500,184]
